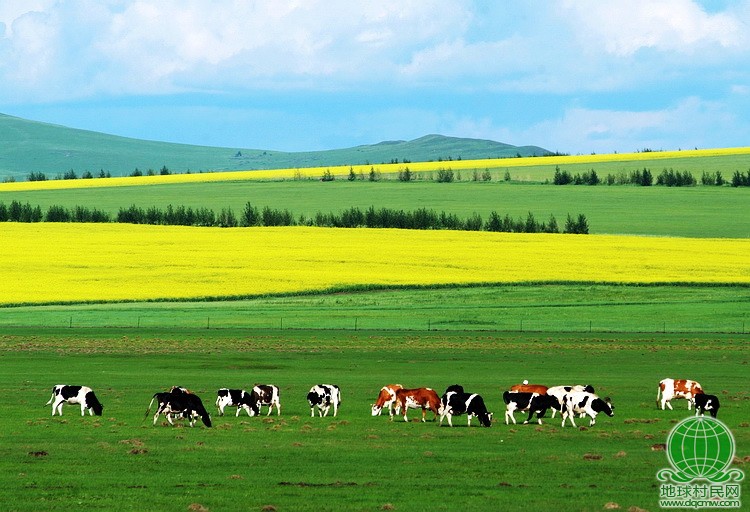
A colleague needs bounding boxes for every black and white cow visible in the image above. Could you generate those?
[560,391,614,427]
[250,384,281,416]
[546,385,595,418]
[439,385,492,427]
[147,387,212,427]
[694,393,720,418]
[307,384,341,417]
[216,388,258,417]
[45,385,103,416]
[502,391,561,425]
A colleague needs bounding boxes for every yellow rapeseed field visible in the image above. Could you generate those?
[1,146,749,192]
[1,223,748,305]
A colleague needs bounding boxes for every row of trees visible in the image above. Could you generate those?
[552,167,750,187]
[23,167,173,182]
[0,200,590,234]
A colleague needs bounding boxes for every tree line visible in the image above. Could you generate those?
[552,166,750,187]
[0,200,590,234]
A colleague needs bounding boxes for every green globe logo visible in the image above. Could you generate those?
[658,416,744,484]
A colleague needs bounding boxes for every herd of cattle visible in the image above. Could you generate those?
[44,377,720,428]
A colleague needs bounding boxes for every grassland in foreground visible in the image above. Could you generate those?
[0,329,747,512]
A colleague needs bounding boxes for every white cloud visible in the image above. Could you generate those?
[519,97,740,153]
[559,0,747,56]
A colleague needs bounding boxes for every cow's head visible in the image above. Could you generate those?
[479,411,493,427]
[371,404,382,416]
[597,397,615,417]
[307,391,322,406]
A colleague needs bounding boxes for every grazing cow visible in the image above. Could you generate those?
[371,384,404,417]
[509,380,549,395]
[251,384,281,416]
[502,391,561,425]
[216,388,257,417]
[147,387,212,427]
[560,391,614,427]
[657,378,704,410]
[45,385,103,416]
[694,393,720,418]
[546,385,595,418]
[440,385,492,427]
[307,384,341,417]
[393,387,441,422]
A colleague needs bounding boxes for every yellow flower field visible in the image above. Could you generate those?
[1,146,749,192]
[1,223,748,305]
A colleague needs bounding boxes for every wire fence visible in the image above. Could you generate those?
[1,313,747,335]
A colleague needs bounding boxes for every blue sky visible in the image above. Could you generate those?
[1,0,749,154]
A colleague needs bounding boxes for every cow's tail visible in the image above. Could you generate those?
[86,391,104,416]
[502,390,511,405]
[656,383,663,409]
[44,389,55,406]
[143,394,158,422]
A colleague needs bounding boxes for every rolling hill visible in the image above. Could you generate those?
[0,113,550,181]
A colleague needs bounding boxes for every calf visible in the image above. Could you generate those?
[694,393,720,418]
[307,384,341,417]
[45,385,103,416]
[148,387,212,427]
[502,391,561,425]
[216,388,258,417]
[440,386,492,427]
[657,378,703,410]
[393,387,441,422]
[561,391,614,427]
[371,384,404,417]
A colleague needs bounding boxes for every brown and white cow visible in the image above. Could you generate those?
[509,380,549,395]
[657,378,704,410]
[371,384,404,417]
[393,387,441,422]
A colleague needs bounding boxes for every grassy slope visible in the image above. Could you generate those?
[0,114,547,180]
[3,180,750,238]
[1,330,748,512]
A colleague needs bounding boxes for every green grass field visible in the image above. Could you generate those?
[1,284,748,334]
[1,329,748,512]
[1,134,748,511]
[3,180,750,238]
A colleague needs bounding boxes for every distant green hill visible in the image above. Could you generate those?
[0,113,549,180]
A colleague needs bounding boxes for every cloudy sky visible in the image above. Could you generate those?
[1,0,749,154]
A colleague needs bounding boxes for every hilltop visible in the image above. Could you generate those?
[0,113,549,180]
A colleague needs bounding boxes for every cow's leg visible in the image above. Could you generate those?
[447,413,453,427]
[687,397,693,410]
[310,406,315,417]
[420,407,427,423]
[467,415,472,427]
[53,399,65,416]
[665,400,673,411]
[332,401,338,417]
